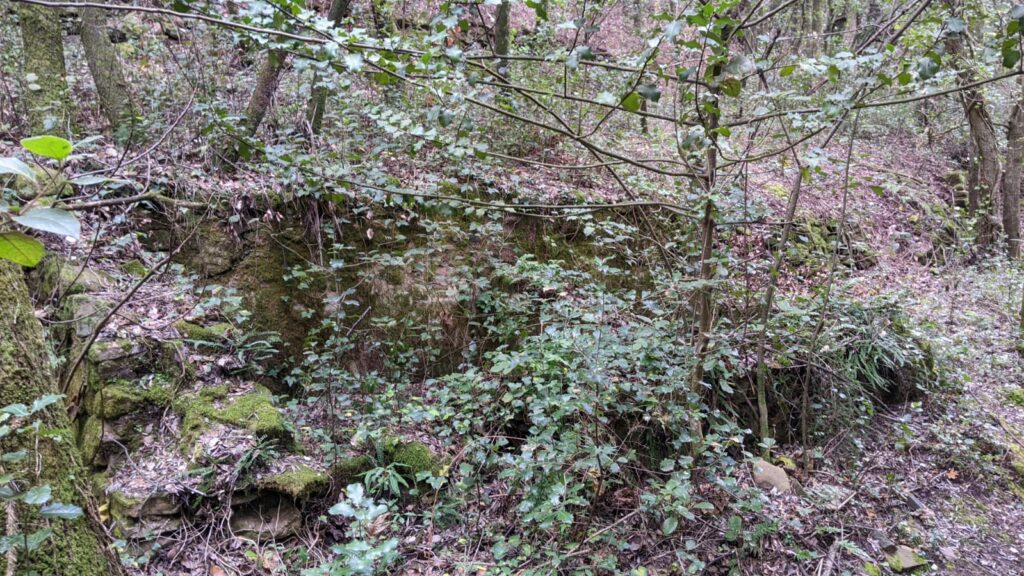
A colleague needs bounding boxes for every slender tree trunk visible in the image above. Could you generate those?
[219,50,286,167]
[80,7,134,139]
[17,3,68,134]
[306,0,352,135]
[494,0,511,75]
[0,260,112,575]
[1003,82,1024,258]
[963,90,1000,247]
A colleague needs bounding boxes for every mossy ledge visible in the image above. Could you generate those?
[173,385,293,449]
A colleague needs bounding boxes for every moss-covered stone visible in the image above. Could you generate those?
[37,256,111,298]
[389,441,438,481]
[121,259,149,278]
[1007,388,1024,407]
[173,320,232,343]
[87,378,172,418]
[330,454,374,486]
[174,385,291,449]
[258,465,329,499]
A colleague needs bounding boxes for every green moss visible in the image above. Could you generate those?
[1007,388,1024,407]
[87,378,173,418]
[258,465,329,499]
[174,320,232,343]
[38,257,110,298]
[174,386,291,451]
[78,415,103,463]
[389,441,438,480]
[121,259,149,278]
[331,455,373,486]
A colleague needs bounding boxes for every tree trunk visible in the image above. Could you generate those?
[219,50,286,167]
[1003,81,1024,258]
[306,0,352,135]
[494,0,511,75]
[80,7,135,139]
[0,260,112,575]
[17,3,68,134]
[963,89,1000,247]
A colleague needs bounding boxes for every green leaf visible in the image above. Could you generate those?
[945,17,966,34]
[621,92,642,112]
[779,65,796,77]
[22,485,51,506]
[0,232,44,267]
[721,77,741,97]
[0,158,36,182]
[39,502,83,519]
[30,395,62,414]
[725,514,743,541]
[12,208,80,239]
[20,136,73,161]
[916,57,939,81]
[661,515,678,535]
[637,83,661,103]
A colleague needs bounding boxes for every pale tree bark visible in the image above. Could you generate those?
[1003,78,1024,258]
[80,7,135,138]
[0,260,113,575]
[17,3,68,134]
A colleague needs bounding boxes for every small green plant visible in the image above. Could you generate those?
[1007,388,1024,407]
[303,484,398,576]
[0,395,85,556]
[0,136,83,266]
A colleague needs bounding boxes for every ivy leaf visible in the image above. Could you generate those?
[945,17,966,34]
[637,83,661,103]
[0,232,45,267]
[22,485,51,506]
[720,77,742,97]
[621,92,642,112]
[916,57,939,80]
[39,503,83,519]
[20,136,73,161]
[12,208,80,239]
[0,158,36,183]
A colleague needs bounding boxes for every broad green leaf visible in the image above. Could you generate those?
[12,208,80,239]
[20,136,73,161]
[22,485,51,505]
[721,77,742,97]
[661,515,678,535]
[30,395,62,414]
[0,158,35,182]
[39,502,83,519]
[621,92,642,112]
[637,83,661,103]
[779,65,796,77]
[0,232,44,267]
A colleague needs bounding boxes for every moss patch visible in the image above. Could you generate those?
[174,386,291,447]
[330,454,373,486]
[173,320,232,343]
[120,259,149,278]
[258,465,329,499]
[1007,388,1024,407]
[389,441,438,481]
